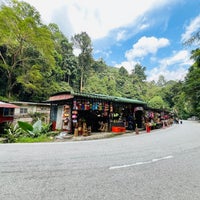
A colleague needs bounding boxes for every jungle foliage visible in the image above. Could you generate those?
[0,0,199,119]
[3,119,52,143]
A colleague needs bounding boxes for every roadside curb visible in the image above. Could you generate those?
[54,126,172,142]
[54,130,140,142]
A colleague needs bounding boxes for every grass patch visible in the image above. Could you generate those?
[17,135,54,143]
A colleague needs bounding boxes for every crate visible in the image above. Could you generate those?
[112,126,126,133]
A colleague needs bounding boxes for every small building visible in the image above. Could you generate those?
[0,101,19,134]
[11,101,51,124]
[47,91,147,135]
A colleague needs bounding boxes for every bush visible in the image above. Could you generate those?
[3,122,23,143]
[18,119,51,138]
[3,119,52,143]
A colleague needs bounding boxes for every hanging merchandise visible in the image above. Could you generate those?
[95,102,98,110]
[98,102,102,111]
[85,101,90,110]
[64,117,69,125]
[104,111,108,117]
[77,101,81,110]
[72,110,78,115]
[73,100,77,110]
[92,103,95,110]
[63,113,68,118]
[150,112,154,119]
[63,105,70,118]
[88,101,91,110]
[113,113,119,119]
[72,110,78,125]
[92,102,98,110]
[81,102,85,110]
[72,119,77,123]
[72,114,77,119]
[110,103,113,112]
[102,102,104,111]
[90,102,93,110]
[62,105,71,131]
[104,103,109,111]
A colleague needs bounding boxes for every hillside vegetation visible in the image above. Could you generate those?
[0,0,199,119]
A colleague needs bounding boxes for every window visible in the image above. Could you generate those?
[3,108,14,116]
[20,108,28,114]
[41,107,47,111]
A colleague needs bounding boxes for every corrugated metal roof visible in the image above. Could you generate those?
[48,91,146,105]
[0,101,19,108]
[73,92,146,104]
[10,101,50,106]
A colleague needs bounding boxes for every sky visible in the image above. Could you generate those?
[9,0,200,81]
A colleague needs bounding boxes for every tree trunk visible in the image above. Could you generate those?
[80,69,83,92]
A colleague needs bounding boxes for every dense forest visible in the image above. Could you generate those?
[0,0,199,119]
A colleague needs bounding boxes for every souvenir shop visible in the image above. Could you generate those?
[48,91,147,136]
[144,107,173,130]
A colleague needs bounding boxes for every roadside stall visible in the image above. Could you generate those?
[47,91,147,136]
[144,107,174,132]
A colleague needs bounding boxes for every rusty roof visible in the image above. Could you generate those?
[0,101,19,108]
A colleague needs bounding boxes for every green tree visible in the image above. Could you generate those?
[116,66,129,92]
[158,80,179,108]
[156,75,166,87]
[148,96,168,109]
[132,64,147,82]
[182,22,200,118]
[84,74,107,94]
[48,23,78,89]
[0,0,55,100]
[184,51,200,118]
[173,91,191,119]
[127,63,148,100]
[71,32,93,92]
[91,58,107,73]
[143,81,160,102]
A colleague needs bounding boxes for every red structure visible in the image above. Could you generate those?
[0,101,18,124]
[146,123,151,133]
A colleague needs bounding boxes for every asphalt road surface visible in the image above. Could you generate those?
[1,120,200,200]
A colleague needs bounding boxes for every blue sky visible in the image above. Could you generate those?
[18,0,200,81]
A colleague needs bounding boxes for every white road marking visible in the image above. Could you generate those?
[109,155,173,170]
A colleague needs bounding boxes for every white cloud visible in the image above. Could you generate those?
[21,0,173,40]
[147,50,193,82]
[159,50,193,67]
[115,61,138,73]
[21,0,65,23]
[116,30,126,41]
[139,23,150,31]
[116,46,193,82]
[125,36,170,61]
[94,49,112,60]
[181,15,200,42]
[147,66,188,82]
[114,36,170,74]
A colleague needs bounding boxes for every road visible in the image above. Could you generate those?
[0,120,200,200]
